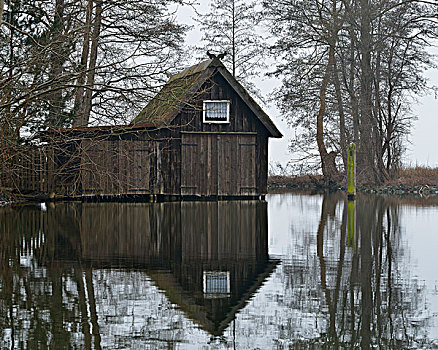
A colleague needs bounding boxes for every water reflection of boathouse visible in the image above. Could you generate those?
[77,200,276,336]
[0,200,277,346]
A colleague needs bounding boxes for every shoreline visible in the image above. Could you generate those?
[2,168,438,206]
[267,171,438,197]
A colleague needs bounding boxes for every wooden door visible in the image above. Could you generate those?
[181,134,218,196]
[181,134,257,196]
[81,139,112,194]
[237,135,257,195]
[118,140,151,194]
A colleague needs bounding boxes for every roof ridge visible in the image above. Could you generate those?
[167,59,214,83]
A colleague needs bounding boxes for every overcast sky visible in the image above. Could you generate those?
[176,2,438,169]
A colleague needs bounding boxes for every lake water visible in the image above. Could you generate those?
[0,192,437,349]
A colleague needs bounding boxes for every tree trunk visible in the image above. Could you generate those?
[359,0,377,182]
[47,0,66,128]
[231,0,236,77]
[333,59,347,169]
[317,44,338,179]
[0,0,5,26]
[79,0,103,127]
[72,0,93,127]
[373,39,388,182]
[346,23,360,146]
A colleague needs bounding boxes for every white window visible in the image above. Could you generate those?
[203,100,230,124]
[203,271,230,298]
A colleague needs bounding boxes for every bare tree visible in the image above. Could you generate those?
[0,0,188,191]
[195,0,266,98]
[0,0,187,132]
[264,0,437,184]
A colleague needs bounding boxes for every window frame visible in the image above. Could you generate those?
[202,100,231,124]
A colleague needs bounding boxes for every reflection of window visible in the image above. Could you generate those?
[203,100,230,123]
[203,271,230,298]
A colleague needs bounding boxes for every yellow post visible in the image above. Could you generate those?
[347,144,356,200]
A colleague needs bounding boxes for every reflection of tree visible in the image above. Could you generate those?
[0,204,102,348]
[309,194,431,348]
[317,192,347,346]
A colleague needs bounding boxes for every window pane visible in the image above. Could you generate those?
[204,101,229,122]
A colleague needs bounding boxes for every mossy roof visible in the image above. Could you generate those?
[131,59,214,126]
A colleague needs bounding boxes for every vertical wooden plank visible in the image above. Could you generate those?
[136,141,142,192]
[262,135,268,194]
[224,135,229,195]
[42,147,46,193]
[171,137,179,195]
[113,139,118,194]
[136,141,147,193]
[155,142,160,194]
[144,142,150,192]
[222,136,228,195]
[20,151,24,191]
[149,140,153,192]
[39,148,43,192]
[200,134,206,195]
[116,139,121,193]
[81,139,89,194]
[207,134,212,195]
[129,140,135,193]
[191,135,197,195]
[102,141,107,193]
[20,152,24,190]
[127,139,133,193]
[102,140,107,193]
[231,135,238,195]
[197,134,203,195]
[30,148,34,191]
[121,140,128,193]
[238,135,256,195]
[105,140,110,193]
[97,140,103,193]
[30,149,34,191]
[47,146,54,193]
[181,135,188,195]
[80,139,86,194]
[111,140,116,194]
[193,134,199,196]
[217,135,221,196]
[125,140,130,193]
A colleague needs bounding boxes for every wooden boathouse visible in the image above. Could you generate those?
[4,55,282,200]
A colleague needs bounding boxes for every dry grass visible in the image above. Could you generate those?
[386,166,438,187]
[269,166,438,190]
[268,174,324,187]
